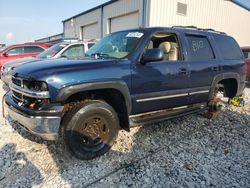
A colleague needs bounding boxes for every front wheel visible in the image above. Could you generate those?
[61,100,119,160]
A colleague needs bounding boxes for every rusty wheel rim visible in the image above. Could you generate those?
[76,116,110,151]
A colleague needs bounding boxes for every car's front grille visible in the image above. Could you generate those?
[10,76,50,108]
[12,77,22,87]
[12,77,24,103]
[13,90,23,103]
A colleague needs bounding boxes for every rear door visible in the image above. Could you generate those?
[184,33,218,104]
[23,46,45,57]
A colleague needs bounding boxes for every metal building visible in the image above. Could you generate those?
[63,0,250,46]
[35,33,64,43]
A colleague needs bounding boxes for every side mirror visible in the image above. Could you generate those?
[141,48,163,64]
[3,52,8,57]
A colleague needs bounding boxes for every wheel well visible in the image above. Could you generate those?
[63,89,130,131]
[218,78,238,98]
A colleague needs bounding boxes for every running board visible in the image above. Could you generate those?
[129,103,208,126]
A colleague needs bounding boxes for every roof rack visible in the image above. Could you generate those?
[172,25,198,29]
[172,25,226,34]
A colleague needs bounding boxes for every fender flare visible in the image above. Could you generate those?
[209,72,240,100]
[55,80,131,114]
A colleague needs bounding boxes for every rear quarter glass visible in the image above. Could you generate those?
[213,34,243,60]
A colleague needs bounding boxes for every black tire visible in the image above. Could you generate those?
[61,100,119,160]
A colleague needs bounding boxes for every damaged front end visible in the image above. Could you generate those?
[4,76,64,140]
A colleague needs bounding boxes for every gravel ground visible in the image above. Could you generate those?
[0,82,249,188]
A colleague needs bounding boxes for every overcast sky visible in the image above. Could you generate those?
[0,0,108,45]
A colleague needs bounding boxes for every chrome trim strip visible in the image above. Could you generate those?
[12,94,23,102]
[189,90,209,95]
[129,105,187,118]
[172,106,188,110]
[136,93,188,102]
[136,89,209,102]
[10,83,50,99]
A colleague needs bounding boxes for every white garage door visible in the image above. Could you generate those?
[110,12,139,33]
[81,23,98,40]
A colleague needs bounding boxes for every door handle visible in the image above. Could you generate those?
[179,68,187,75]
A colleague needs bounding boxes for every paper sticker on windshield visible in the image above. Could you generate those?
[59,44,67,47]
[126,32,144,38]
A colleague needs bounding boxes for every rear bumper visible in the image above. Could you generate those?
[5,91,64,140]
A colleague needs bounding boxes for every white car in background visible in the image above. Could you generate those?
[1,40,96,86]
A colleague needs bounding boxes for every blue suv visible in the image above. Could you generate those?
[5,26,245,159]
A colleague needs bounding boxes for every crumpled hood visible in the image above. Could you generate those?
[12,58,118,80]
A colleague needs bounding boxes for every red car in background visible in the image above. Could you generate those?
[241,47,250,82]
[0,43,52,69]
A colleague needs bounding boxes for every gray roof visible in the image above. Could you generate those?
[62,0,118,23]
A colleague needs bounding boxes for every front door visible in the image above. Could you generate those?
[131,31,189,115]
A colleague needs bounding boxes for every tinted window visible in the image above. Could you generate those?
[37,43,68,58]
[62,45,85,59]
[7,47,24,55]
[87,43,95,50]
[24,46,44,53]
[242,50,250,59]
[186,35,214,61]
[214,35,243,60]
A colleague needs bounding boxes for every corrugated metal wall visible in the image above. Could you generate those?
[64,21,75,37]
[64,0,143,38]
[102,0,142,35]
[64,8,101,38]
[63,0,250,45]
[64,0,144,38]
[109,12,139,33]
[148,0,250,46]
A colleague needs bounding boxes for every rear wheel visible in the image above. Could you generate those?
[207,84,228,118]
[209,84,227,112]
[61,100,119,160]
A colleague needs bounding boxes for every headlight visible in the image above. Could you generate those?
[35,81,48,91]
[23,80,48,91]
[5,67,12,73]
[1,66,12,73]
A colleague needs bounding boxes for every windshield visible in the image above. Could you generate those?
[86,30,144,59]
[37,43,68,58]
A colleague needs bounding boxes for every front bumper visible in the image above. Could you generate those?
[5,91,64,140]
